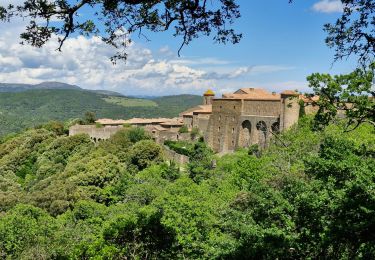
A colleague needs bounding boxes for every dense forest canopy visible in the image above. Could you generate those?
[0,115,374,258]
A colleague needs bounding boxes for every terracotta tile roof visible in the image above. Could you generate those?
[123,118,172,124]
[145,125,167,132]
[281,90,299,96]
[223,88,281,100]
[96,119,127,125]
[192,105,212,114]
[160,119,184,126]
[299,95,320,103]
[235,88,271,95]
[180,105,212,116]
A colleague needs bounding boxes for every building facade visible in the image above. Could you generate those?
[182,88,303,153]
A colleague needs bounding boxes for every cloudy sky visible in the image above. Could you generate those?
[0,0,358,96]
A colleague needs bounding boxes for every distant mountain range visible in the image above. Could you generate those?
[0,82,80,92]
[0,81,125,96]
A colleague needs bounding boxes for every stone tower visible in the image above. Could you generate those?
[280,90,300,130]
[203,89,215,105]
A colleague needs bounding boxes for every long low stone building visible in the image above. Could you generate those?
[69,117,191,144]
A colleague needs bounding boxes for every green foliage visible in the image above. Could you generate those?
[178,125,188,133]
[0,117,374,258]
[190,126,200,139]
[127,127,150,143]
[307,62,375,131]
[42,121,66,135]
[0,204,57,259]
[103,96,157,107]
[187,141,214,183]
[129,140,164,171]
[164,140,195,156]
[95,122,103,128]
[84,111,96,124]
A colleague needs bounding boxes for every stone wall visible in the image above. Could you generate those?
[153,131,191,144]
[304,103,320,115]
[195,114,210,132]
[206,99,282,153]
[281,96,300,130]
[69,125,123,141]
[183,116,193,129]
[242,100,280,116]
[163,145,190,165]
[209,99,243,153]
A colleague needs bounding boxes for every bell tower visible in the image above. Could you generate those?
[203,89,215,105]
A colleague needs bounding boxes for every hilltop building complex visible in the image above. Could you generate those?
[70,88,317,154]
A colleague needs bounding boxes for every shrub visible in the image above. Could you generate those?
[190,127,200,139]
[178,125,189,133]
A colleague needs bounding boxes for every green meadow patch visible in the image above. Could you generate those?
[103,96,158,107]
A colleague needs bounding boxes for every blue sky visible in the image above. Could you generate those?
[0,0,357,96]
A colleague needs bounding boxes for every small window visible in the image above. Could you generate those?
[233,105,236,109]
[219,115,221,121]
[232,140,235,145]
[218,126,221,132]
[220,105,223,109]
[232,128,235,133]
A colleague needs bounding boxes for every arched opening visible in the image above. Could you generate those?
[271,122,280,134]
[240,120,251,148]
[256,121,267,148]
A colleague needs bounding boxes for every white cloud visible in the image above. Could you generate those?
[0,20,298,95]
[312,0,343,13]
[1,1,25,6]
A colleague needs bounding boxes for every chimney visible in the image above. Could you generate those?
[272,91,276,95]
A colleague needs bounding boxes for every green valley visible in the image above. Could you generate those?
[0,89,202,137]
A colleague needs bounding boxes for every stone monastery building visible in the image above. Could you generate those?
[181,88,305,153]
[70,87,316,154]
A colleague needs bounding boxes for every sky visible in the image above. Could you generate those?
[0,0,359,96]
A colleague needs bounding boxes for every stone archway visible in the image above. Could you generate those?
[240,120,251,148]
[256,121,267,148]
[271,121,280,134]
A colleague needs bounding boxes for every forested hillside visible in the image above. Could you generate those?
[0,89,202,137]
[0,117,373,259]
[0,82,80,92]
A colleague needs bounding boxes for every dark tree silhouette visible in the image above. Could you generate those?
[0,0,242,62]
